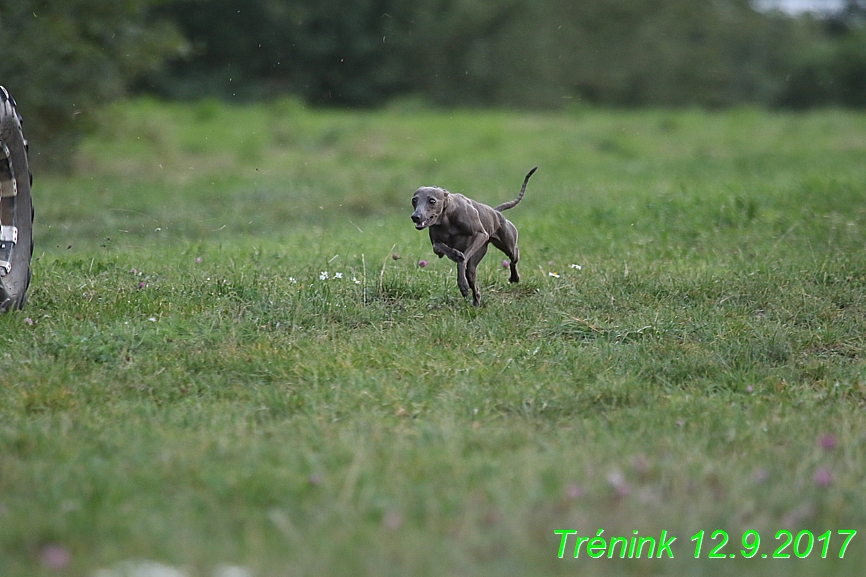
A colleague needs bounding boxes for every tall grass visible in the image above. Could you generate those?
[2,99,866,576]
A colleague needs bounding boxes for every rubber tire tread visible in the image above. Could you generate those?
[0,92,33,312]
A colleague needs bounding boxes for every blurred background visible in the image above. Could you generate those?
[1,0,864,166]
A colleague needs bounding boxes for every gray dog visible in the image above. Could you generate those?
[411,167,537,306]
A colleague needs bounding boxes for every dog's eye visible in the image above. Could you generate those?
[412,198,417,207]
[428,198,436,205]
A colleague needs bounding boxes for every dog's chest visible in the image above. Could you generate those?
[428,225,474,251]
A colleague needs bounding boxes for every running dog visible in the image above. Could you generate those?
[411,167,537,305]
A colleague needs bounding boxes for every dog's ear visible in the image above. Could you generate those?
[441,190,450,208]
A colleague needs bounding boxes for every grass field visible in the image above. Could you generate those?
[2,98,866,577]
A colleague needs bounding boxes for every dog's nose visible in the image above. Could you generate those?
[411,213,421,223]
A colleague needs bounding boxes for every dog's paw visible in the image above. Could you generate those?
[444,250,465,264]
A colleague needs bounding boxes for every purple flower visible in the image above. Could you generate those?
[382,510,403,530]
[502,260,509,268]
[819,434,836,451]
[418,260,427,268]
[565,483,582,499]
[813,467,832,487]
[39,544,70,570]
[751,467,769,484]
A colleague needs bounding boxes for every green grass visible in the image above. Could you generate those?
[3,98,866,576]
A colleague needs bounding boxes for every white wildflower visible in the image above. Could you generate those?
[213,565,255,577]
[319,271,328,281]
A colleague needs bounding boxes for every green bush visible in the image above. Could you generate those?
[150,0,816,109]
[0,0,183,167]
[778,25,866,108]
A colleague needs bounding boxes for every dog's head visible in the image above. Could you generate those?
[411,186,449,230]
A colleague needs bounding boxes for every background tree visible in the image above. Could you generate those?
[2,0,864,168]
[151,0,818,109]
[0,0,183,166]
[776,0,866,108]
[148,0,416,105]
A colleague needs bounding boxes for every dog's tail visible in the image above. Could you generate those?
[495,166,537,212]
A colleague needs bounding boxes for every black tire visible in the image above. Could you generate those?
[0,86,33,312]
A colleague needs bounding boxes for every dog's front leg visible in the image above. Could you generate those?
[432,242,465,263]
[431,241,471,298]
[453,233,489,304]
[465,244,489,306]
[455,260,470,298]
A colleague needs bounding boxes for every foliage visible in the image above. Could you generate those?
[146,0,417,105]
[150,0,861,110]
[0,0,183,166]
[529,0,798,107]
[2,101,866,576]
[2,0,866,167]
[776,9,866,108]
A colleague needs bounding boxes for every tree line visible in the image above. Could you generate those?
[1,0,864,162]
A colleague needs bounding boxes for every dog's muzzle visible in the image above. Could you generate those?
[411,213,428,230]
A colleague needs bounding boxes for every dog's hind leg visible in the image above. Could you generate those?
[491,223,520,283]
[507,245,519,283]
